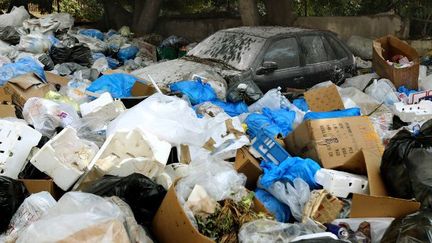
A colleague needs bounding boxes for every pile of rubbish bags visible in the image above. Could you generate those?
[2,7,432,243]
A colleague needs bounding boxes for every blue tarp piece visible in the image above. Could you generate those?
[259,157,321,190]
[79,29,105,41]
[0,57,46,85]
[87,74,137,98]
[304,108,361,121]
[255,189,291,222]
[170,80,217,105]
[118,46,139,62]
[293,98,309,112]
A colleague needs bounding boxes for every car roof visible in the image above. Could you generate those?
[221,26,318,39]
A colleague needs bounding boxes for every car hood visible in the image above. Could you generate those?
[132,58,232,87]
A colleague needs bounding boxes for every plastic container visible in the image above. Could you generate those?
[315,168,369,198]
[250,131,290,165]
[393,100,432,122]
[0,120,42,179]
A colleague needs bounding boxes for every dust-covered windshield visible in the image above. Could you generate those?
[187,31,266,71]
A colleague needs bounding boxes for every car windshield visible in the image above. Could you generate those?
[187,31,266,71]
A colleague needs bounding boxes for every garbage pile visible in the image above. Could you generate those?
[1,6,432,243]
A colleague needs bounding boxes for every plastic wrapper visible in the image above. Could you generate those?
[18,34,52,54]
[261,179,310,222]
[4,192,56,242]
[23,97,80,137]
[0,176,28,234]
[381,210,432,243]
[16,192,131,243]
[0,26,20,45]
[238,219,324,243]
[0,6,30,28]
[381,120,432,207]
[84,174,166,226]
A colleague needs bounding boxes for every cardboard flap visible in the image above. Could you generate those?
[0,87,11,103]
[350,194,420,218]
[0,104,15,118]
[9,73,43,90]
[335,150,367,175]
[131,81,157,97]
[45,72,70,87]
[304,84,345,112]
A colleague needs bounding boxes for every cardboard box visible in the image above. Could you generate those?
[45,72,70,87]
[20,179,58,197]
[350,194,420,218]
[304,84,345,112]
[0,87,16,117]
[234,147,262,190]
[284,116,383,170]
[4,73,53,109]
[152,182,268,243]
[372,35,419,90]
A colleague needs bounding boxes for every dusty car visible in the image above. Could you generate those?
[133,26,355,102]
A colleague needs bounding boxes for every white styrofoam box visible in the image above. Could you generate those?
[315,168,369,198]
[30,127,98,191]
[73,128,171,190]
[0,120,41,179]
[79,92,125,118]
[393,100,432,122]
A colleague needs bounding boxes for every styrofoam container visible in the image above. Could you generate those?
[30,127,98,190]
[0,120,41,179]
[315,168,369,198]
[80,92,125,118]
[393,100,432,122]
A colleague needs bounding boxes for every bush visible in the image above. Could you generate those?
[60,0,103,22]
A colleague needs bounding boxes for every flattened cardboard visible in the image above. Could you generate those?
[234,147,262,190]
[350,194,420,218]
[152,182,269,243]
[45,72,70,87]
[284,116,383,170]
[4,73,53,108]
[304,84,345,112]
[0,104,16,118]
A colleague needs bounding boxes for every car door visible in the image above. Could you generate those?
[253,37,305,92]
[298,34,338,87]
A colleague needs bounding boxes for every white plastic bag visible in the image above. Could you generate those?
[342,73,380,91]
[0,40,18,59]
[365,79,399,106]
[4,192,56,242]
[92,57,109,73]
[108,93,208,146]
[18,34,52,54]
[16,192,129,243]
[73,34,108,53]
[0,6,30,27]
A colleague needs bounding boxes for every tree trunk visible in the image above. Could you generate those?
[132,0,162,36]
[264,0,295,26]
[101,1,132,30]
[239,0,260,26]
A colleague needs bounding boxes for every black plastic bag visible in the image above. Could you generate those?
[0,176,29,233]
[160,35,189,49]
[84,173,166,226]
[50,44,72,65]
[38,53,55,71]
[381,119,432,207]
[18,163,49,180]
[0,26,20,45]
[70,44,92,67]
[381,209,432,243]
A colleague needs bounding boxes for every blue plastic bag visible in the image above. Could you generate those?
[118,46,139,62]
[398,86,417,96]
[259,157,321,190]
[92,52,105,61]
[47,35,60,46]
[304,108,361,121]
[170,80,217,105]
[245,113,280,138]
[210,99,249,117]
[262,108,296,137]
[255,189,291,222]
[106,57,120,69]
[87,74,138,98]
[106,29,118,38]
[79,29,104,41]
[0,57,46,85]
[293,98,309,112]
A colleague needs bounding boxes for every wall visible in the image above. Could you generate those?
[294,14,409,41]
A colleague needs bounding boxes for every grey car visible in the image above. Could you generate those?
[133,26,355,102]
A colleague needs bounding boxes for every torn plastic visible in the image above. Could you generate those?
[0,6,30,28]
[16,192,131,243]
[83,174,167,227]
[74,128,171,190]
[0,176,28,234]
[30,127,99,191]
[0,120,42,179]
[23,97,81,137]
[4,192,56,242]
[238,219,324,243]
[18,34,52,54]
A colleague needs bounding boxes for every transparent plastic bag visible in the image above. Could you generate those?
[248,88,286,113]
[73,34,108,53]
[0,40,18,60]
[364,79,399,106]
[261,179,311,222]
[18,34,52,54]
[92,57,109,73]
[4,192,56,242]
[238,219,324,243]
[0,6,30,28]
[16,192,130,243]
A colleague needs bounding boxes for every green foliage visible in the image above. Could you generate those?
[59,0,103,22]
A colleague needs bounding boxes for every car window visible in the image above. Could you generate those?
[300,35,330,64]
[327,35,349,59]
[263,38,300,69]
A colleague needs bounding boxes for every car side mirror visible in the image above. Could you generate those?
[256,61,278,75]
